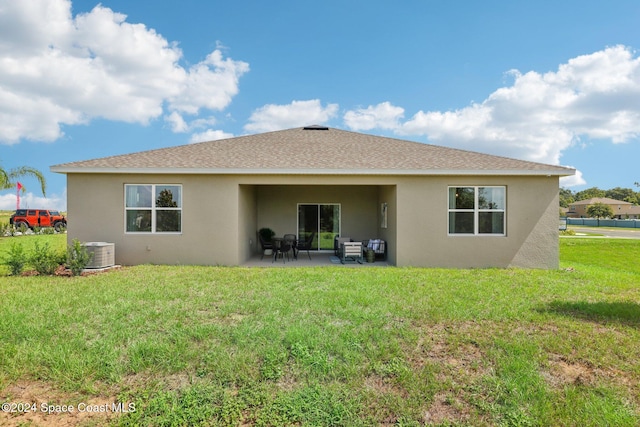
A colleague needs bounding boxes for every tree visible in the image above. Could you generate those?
[156,189,178,207]
[605,187,638,204]
[586,202,613,219]
[575,187,605,201]
[559,188,575,208]
[0,165,47,197]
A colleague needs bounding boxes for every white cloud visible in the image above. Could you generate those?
[343,102,405,131]
[165,112,220,134]
[245,99,339,133]
[165,111,188,133]
[0,0,248,144]
[169,50,249,115]
[342,46,640,170]
[560,168,586,188]
[189,129,234,144]
[0,189,67,211]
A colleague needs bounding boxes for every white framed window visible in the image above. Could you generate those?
[125,184,182,233]
[448,186,505,235]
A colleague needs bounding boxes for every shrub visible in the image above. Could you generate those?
[30,241,64,275]
[560,229,576,236]
[42,226,56,235]
[17,223,28,234]
[67,239,93,276]
[4,242,26,276]
[258,227,275,242]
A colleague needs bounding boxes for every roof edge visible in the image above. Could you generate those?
[50,166,575,177]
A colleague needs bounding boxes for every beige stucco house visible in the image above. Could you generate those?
[51,126,574,268]
[567,197,640,219]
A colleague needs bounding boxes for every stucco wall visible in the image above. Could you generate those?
[65,173,560,268]
[67,173,241,266]
[394,175,560,268]
[255,184,379,245]
[238,185,257,263]
[377,185,397,265]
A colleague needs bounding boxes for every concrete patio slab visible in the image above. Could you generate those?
[243,253,390,267]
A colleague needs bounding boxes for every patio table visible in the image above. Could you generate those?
[272,236,297,262]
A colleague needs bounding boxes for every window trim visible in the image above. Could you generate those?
[447,186,506,236]
[124,184,183,234]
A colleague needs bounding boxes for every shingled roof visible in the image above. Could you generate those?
[51,127,575,176]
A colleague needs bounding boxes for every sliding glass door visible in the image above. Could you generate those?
[297,204,340,250]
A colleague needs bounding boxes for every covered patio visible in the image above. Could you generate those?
[240,183,396,264]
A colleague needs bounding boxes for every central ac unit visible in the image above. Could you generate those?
[82,242,115,269]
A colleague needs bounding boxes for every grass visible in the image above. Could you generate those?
[0,211,12,223]
[0,235,639,426]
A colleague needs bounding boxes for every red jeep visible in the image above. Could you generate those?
[9,209,67,232]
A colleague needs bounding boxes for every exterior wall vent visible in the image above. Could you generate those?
[303,125,329,130]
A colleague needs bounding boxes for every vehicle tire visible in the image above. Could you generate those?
[16,221,30,230]
[54,222,67,232]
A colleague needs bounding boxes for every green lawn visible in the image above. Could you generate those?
[1,235,639,426]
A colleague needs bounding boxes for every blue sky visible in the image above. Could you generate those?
[1,0,640,210]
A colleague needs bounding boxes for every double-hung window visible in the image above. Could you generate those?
[125,184,182,233]
[448,186,505,235]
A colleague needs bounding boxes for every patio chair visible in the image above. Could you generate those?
[258,233,274,260]
[272,238,292,263]
[296,231,316,260]
[283,234,297,260]
[365,239,386,261]
[334,236,352,257]
[341,241,363,264]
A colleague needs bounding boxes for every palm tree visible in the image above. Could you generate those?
[0,165,47,197]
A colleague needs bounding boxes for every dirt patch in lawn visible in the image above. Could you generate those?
[364,374,409,399]
[401,322,491,425]
[543,354,637,392]
[424,392,472,425]
[544,354,595,387]
[0,380,129,426]
[409,322,490,381]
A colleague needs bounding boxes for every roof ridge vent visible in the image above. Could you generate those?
[303,125,329,130]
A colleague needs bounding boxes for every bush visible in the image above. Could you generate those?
[67,239,93,276]
[4,242,26,276]
[30,241,64,275]
[42,227,56,235]
[258,227,275,242]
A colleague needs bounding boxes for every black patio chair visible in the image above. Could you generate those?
[258,233,273,260]
[283,234,297,260]
[273,237,293,263]
[296,231,316,260]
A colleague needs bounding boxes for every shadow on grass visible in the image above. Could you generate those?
[540,301,640,328]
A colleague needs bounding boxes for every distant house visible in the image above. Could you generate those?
[51,127,574,268]
[567,197,640,219]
